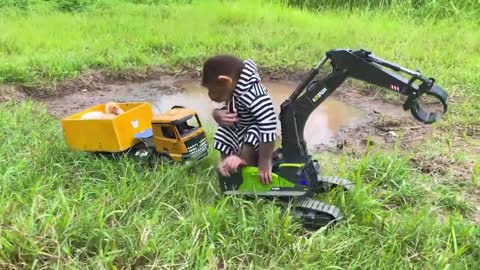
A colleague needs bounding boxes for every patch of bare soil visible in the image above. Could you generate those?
[410,154,457,175]
[34,76,430,152]
[37,74,187,119]
[313,82,435,154]
[17,67,193,100]
[0,85,28,103]
[471,192,480,225]
[1,68,472,155]
[3,68,443,153]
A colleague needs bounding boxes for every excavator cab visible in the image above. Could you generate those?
[149,106,208,161]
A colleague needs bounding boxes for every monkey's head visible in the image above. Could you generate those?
[201,54,244,103]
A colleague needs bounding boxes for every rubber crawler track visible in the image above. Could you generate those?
[316,175,354,192]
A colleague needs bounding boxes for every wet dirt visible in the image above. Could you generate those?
[158,79,367,149]
[34,72,432,153]
[0,85,27,103]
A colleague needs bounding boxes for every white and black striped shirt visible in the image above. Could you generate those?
[228,60,277,143]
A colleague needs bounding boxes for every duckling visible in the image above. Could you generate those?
[80,111,105,119]
[80,102,125,119]
[103,102,125,117]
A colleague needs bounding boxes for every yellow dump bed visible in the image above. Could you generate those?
[61,102,154,152]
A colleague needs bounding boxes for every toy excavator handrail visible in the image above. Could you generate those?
[278,48,449,163]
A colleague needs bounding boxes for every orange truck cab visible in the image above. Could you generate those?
[137,106,209,161]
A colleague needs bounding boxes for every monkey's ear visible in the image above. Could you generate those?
[217,75,233,86]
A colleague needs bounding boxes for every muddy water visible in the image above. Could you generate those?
[153,80,365,148]
[40,74,437,155]
[41,78,365,149]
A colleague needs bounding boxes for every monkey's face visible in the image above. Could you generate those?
[204,75,235,103]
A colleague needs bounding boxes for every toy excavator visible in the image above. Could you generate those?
[218,48,449,230]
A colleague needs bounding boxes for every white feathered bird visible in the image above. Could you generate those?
[80,102,125,119]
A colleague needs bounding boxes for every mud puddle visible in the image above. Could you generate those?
[164,80,366,148]
[40,78,370,150]
[38,74,430,152]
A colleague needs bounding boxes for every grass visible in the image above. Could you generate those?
[0,0,479,127]
[1,100,479,268]
[282,0,480,18]
[0,0,479,268]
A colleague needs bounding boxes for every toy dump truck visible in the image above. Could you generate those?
[61,102,209,162]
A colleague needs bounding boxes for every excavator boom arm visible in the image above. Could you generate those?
[278,48,448,163]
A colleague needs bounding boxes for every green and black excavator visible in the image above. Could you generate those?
[218,48,449,230]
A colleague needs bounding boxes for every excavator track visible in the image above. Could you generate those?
[315,176,354,193]
[276,176,352,230]
[278,196,343,230]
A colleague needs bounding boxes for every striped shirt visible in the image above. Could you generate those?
[227,59,277,143]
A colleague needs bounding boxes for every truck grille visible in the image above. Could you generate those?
[186,135,208,159]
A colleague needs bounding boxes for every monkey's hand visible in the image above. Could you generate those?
[218,155,246,176]
[258,142,274,185]
[259,161,272,185]
[213,109,238,127]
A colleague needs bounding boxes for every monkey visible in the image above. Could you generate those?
[201,54,278,185]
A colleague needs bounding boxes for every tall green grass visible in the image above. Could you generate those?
[1,1,479,267]
[1,0,478,126]
[0,0,194,12]
[281,0,480,18]
[1,100,479,268]
[2,0,479,18]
